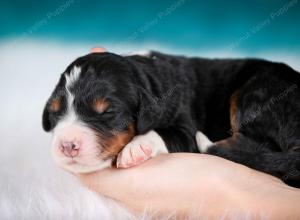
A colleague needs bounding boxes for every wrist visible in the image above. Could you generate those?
[256,181,300,218]
[224,167,300,219]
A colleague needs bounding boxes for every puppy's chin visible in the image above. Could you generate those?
[54,158,113,174]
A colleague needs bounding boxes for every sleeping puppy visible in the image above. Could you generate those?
[42,51,300,187]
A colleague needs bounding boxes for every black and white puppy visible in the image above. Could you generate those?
[42,51,300,187]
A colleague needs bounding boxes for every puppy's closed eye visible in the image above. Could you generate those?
[92,98,109,114]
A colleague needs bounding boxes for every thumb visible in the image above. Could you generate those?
[90,47,107,53]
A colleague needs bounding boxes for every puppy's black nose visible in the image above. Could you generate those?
[60,141,80,157]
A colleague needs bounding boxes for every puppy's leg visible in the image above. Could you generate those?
[116,130,168,168]
[206,134,300,187]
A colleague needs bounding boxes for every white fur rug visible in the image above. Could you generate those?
[0,40,299,219]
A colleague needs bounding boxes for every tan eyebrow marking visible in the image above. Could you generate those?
[92,98,109,113]
[49,98,61,112]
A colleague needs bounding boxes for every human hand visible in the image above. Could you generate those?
[78,153,300,218]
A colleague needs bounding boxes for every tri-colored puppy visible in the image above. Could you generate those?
[42,50,300,187]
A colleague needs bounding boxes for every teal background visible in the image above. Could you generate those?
[1,0,300,52]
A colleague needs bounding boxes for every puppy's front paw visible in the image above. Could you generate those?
[116,130,168,168]
[116,140,152,168]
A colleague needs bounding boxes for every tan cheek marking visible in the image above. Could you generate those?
[92,98,109,113]
[101,123,136,159]
[49,98,61,112]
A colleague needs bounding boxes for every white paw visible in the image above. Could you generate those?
[116,130,168,168]
[196,131,213,153]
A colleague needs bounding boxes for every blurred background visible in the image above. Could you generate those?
[0,0,299,218]
[1,0,300,53]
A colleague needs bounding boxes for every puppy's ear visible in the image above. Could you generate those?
[42,103,52,132]
[136,88,162,134]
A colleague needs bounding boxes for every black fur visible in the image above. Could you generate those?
[43,51,300,187]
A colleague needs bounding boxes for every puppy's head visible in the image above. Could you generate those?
[42,52,148,173]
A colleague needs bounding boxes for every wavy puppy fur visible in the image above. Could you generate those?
[43,51,300,186]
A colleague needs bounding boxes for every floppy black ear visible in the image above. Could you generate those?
[42,103,52,132]
[136,88,162,134]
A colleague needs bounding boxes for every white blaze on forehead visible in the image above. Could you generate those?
[65,65,81,89]
[55,66,82,131]
[65,66,81,110]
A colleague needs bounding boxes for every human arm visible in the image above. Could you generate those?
[78,153,300,218]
